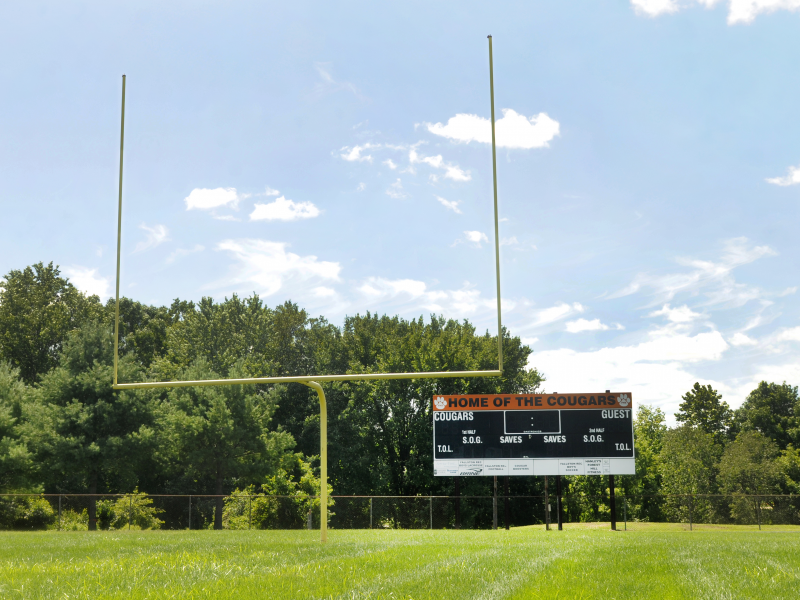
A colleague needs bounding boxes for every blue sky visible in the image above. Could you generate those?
[2,0,800,419]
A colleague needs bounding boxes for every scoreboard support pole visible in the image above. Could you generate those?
[504,476,510,530]
[544,476,550,530]
[556,476,563,530]
[609,475,617,531]
[454,477,461,529]
[492,476,498,530]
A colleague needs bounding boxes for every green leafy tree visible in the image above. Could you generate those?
[619,404,667,521]
[163,360,295,529]
[23,322,157,530]
[0,362,32,492]
[718,431,782,524]
[0,262,103,383]
[659,425,721,523]
[676,383,732,443]
[733,382,800,450]
[328,315,538,499]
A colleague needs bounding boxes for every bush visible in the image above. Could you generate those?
[0,496,56,530]
[95,491,164,530]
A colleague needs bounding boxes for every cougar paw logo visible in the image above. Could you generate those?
[433,396,447,410]
[617,394,631,407]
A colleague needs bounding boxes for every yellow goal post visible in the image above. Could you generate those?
[111,36,504,542]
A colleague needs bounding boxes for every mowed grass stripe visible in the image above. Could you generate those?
[1,529,799,599]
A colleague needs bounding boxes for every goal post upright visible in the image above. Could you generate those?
[111,37,504,542]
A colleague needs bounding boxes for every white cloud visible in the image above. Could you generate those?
[779,287,798,297]
[340,144,377,162]
[464,231,489,247]
[531,302,585,328]
[166,244,204,264]
[249,196,320,222]
[357,277,513,317]
[773,326,800,343]
[730,332,758,346]
[264,187,280,196]
[520,337,539,347]
[649,304,701,323]
[313,286,337,298]
[426,109,560,150]
[134,223,169,253]
[185,187,239,210]
[356,182,366,192]
[609,237,776,307]
[409,149,471,181]
[64,266,110,300]
[213,214,240,222]
[566,318,610,333]
[500,236,519,246]
[383,159,397,170]
[215,239,340,296]
[767,163,800,186]
[436,196,462,214]
[531,328,730,421]
[386,179,406,199]
[631,0,800,24]
[631,0,680,16]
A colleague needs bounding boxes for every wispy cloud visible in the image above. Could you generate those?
[249,196,320,221]
[609,237,776,307]
[530,302,585,328]
[312,63,367,100]
[166,244,205,264]
[134,223,170,253]
[214,239,340,296]
[386,179,406,199]
[383,159,397,170]
[426,109,560,149]
[436,196,462,214]
[409,149,471,181]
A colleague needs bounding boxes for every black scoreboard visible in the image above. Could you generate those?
[432,393,636,477]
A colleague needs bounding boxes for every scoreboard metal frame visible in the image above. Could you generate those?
[432,393,636,477]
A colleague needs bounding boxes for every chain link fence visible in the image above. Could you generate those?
[1,493,799,531]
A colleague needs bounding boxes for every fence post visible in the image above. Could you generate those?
[544,475,550,531]
[757,496,761,531]
[248,495,252,530]
[430,496,433,529]
[493,476,498,530]
[188,495,192,530]
[370,497,373,529]
[624,497,627,531]
[129,495,132,530]
[609,475,617,531]
[58,494,62,531]
[689,494,692,531]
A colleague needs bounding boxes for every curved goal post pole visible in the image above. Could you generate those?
[302,382,327,542]
[110,37,504,543]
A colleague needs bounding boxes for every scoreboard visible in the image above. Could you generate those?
[432,393,635,477]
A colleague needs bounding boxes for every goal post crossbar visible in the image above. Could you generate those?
[110,37,504,542]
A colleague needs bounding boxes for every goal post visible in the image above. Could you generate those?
[111,37,504,542]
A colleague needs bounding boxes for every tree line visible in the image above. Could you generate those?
[1,262,798,529]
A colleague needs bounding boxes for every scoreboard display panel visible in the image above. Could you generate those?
[433,393,635,477]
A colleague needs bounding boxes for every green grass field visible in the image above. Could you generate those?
[1,526,799,599]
